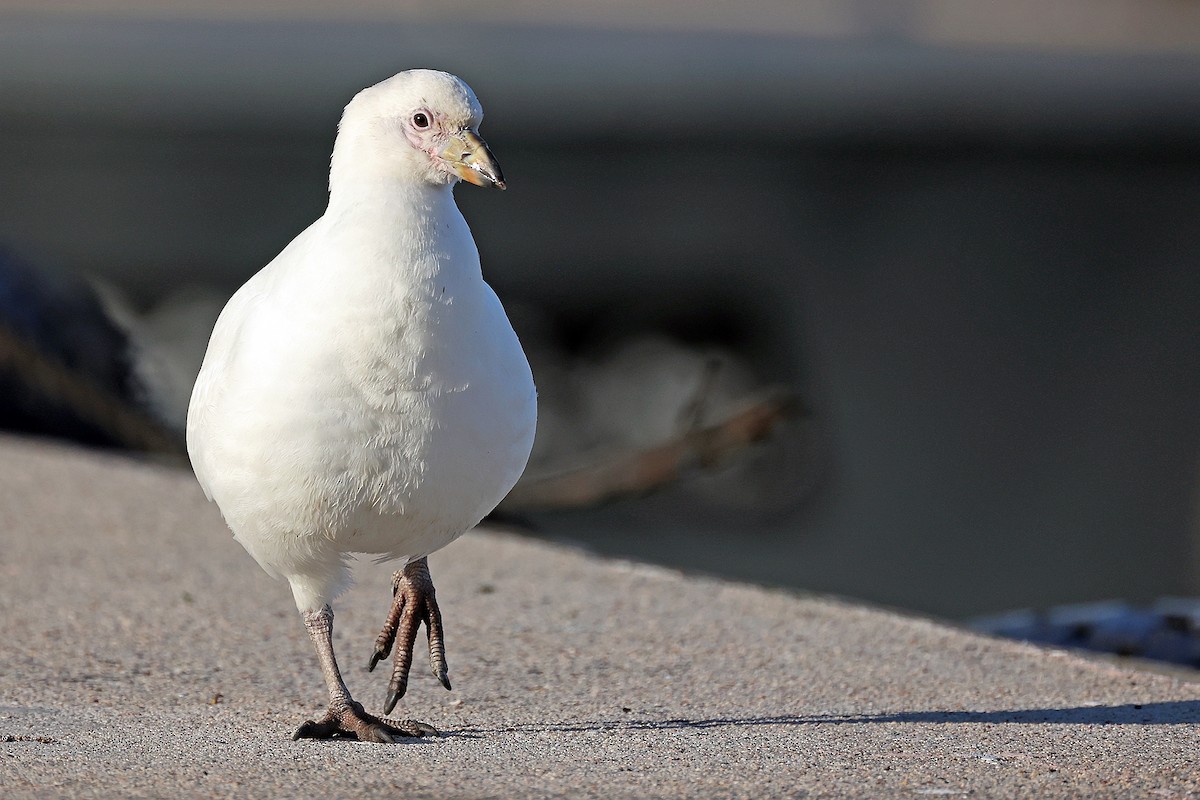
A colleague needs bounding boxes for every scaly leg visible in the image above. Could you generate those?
[293,605,437,743]
[367,557,452,714]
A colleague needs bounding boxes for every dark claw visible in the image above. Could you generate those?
[436,670,452,691]
[368,650,384,672]
[368,726,395,744]
[384,687,404,716]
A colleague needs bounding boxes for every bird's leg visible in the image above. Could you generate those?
[292,605,438,743]
[367,556,452,714]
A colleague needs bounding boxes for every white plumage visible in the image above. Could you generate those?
[186,70,536,742]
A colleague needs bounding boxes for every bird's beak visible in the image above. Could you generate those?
[441,130,506,190]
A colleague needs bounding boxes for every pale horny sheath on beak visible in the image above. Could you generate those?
[442,130,506,189]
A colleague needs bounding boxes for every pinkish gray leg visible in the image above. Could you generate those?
[367,556,452,714]
[292,605,438,743]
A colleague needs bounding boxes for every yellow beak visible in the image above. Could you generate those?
[441,130,506,189]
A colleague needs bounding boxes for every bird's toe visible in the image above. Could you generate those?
[361,725,395,744]
[383,718,440,738]
[292,717,337,741]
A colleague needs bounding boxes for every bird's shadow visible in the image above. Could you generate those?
[443,701,1200,736]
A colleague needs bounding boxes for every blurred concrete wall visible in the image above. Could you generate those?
[2,2,1199,617]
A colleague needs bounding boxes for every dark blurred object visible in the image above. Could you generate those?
[0,248,181,454]
[502,388,796,512]
[973,599,1200,670]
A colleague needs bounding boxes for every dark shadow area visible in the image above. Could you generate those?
[450,701,1200,735]
[820,705,1200,729]
[828,701,1200,725]
[449,716,811,735]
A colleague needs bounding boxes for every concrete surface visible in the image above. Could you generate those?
[1,435,1198,798]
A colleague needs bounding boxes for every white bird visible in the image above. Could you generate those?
[186,69,537,742]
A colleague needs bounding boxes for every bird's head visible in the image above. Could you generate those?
[331,69,505,192]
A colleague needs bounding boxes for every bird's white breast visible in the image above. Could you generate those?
[187,189,536,582]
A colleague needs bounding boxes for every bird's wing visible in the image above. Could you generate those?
[185,222,318,500]
[185,279,262,501]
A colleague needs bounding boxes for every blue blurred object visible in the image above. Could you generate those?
[0,246,178,452]
[972,599,1200,669]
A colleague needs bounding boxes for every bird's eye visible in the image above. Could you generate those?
[412,112,430,129]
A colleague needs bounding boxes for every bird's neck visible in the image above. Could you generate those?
[320,178,479,291]
[326,176,455,218]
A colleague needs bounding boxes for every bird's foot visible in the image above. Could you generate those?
[367,557,452,714]
[292,699,438,743]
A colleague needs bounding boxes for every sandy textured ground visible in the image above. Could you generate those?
[1,434,1198,798]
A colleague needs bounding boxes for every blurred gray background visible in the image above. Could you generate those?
[2,1,1199,619]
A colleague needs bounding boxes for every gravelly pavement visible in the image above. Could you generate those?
[1,435,1198,798]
